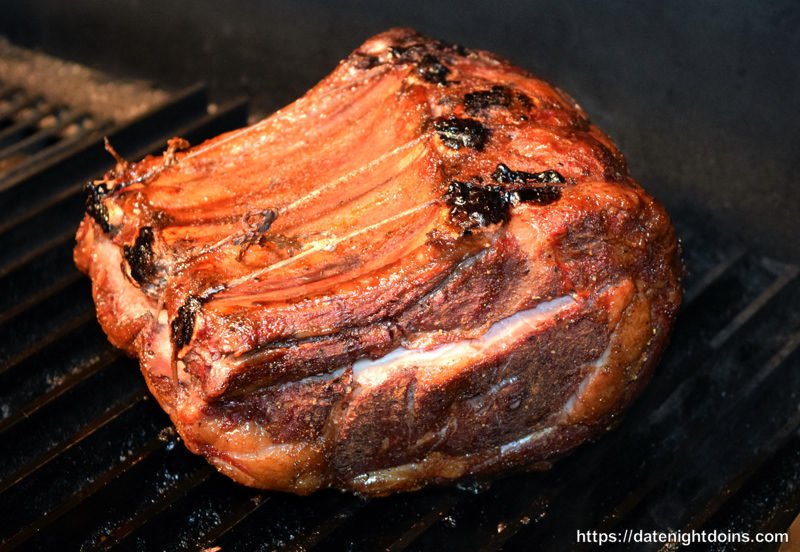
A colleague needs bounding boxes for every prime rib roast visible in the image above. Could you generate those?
[74,28,682,495]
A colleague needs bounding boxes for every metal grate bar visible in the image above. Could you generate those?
[617,325,800,534]
[0,177,81,235]
[208,491,363,552]
[0,278,93,366]
[391,481,540,552]
[22,431,212,550]
[671,210,748,298]
[0,347,120,437]
[0,230,73,278]
[287,497,367,551]
[0,107,107,185]
[0,383,148,495]
[315,489,466,552]
[17,416,256,549]
[197,494,271,549]
[0,103,51,146]
[1,411,164,549]
[0,270,82,325]
[684,246,746,304]
[0,203,82,274]
[0,311,96,376]
[93,464,216,550]
[0,242,77,314]
[112,474,266,551]
[0,321,115,421]
[1,116,104,181]
[0,108,89,160]
[0,399,168,548]
[698,433,800,551]
[0,198,81,273]
[694,429,800,536]
[709,260,798,347]
[0,90,38,123]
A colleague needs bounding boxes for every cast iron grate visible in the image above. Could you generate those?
[0,81,109,189]
[0,82,797,551]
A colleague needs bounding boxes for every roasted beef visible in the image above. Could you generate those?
[74,28,682,495]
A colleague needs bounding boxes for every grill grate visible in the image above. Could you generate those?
[0,82,107,186]
[0,79,798,551]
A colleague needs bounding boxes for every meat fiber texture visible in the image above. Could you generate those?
[74,28,682,496]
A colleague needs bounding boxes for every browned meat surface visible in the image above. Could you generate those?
[74,28,681,495]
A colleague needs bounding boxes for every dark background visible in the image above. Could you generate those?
[2,0,798,261]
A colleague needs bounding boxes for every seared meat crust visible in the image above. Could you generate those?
[75,28,681,495]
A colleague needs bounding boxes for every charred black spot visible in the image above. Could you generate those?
[492,163,563,205]
[388,44,451,85]
[508,186,562,205]
[84,182,111,232]
[463,85,513,115]
[434,40,468,57]
[352,52,380,69]
[445,167,564,231]
[445,180,509,231]
[388,44,427,62]
[171,295,203,349]
[123,227,158,285]
[516,92,534,110]
[433,117,489,150]
[416,54,450,84]
[492,163,566,184]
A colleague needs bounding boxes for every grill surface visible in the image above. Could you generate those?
[0,82,108,187]
[0,77,798,551]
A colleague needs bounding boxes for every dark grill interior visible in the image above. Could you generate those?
[1,74,799,552]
